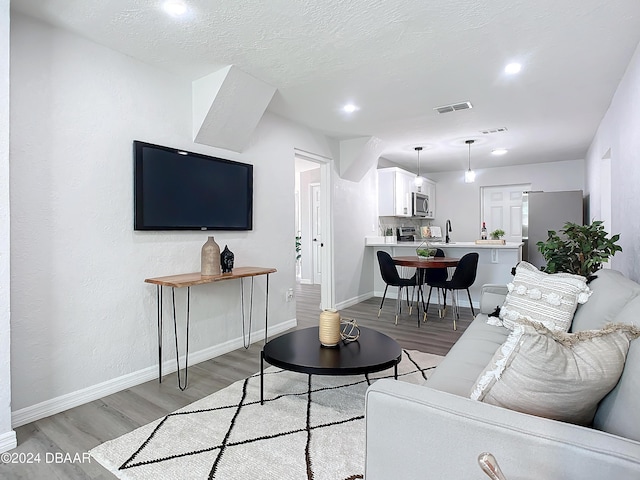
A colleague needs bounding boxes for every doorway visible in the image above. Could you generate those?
[294,149,334,310]
[600,149,612,268]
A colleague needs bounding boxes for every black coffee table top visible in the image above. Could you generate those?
[262,326,402,376]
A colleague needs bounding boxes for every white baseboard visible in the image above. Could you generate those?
[0,430,17,453]
[11,319,297,428]
[334,292,374,310]
[373,288,406,301]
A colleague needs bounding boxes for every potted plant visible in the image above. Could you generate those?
[416,241,436,258]
[490,229,505,240]
[295,234,302,262]
[384,227,395,244]
[536,221,622,276]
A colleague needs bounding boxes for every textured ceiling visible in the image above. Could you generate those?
[11,0,640,173]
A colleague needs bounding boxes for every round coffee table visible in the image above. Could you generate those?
[260,326,402,404]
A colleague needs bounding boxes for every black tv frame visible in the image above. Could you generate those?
[134,141,253,231]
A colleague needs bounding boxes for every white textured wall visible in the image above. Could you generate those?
[427,159,585,242]
[9,14,333,414]
[585,41,640,282]
[332,162,379,307]
[0,0,16,451]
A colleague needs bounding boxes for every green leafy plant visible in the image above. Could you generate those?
[536,221,622,276]
[384,228,393,236]
[490,229,505,240]
[295,234,302,261]
[416,248,436,258]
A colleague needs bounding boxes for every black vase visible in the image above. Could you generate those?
[221,245,234,274]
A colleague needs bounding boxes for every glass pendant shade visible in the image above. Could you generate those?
[464,169,476,183]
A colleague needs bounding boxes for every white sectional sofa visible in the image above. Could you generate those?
[365,268,640,479]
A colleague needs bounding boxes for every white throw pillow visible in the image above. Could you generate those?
[491,261,591,332]
[470,321,640,426]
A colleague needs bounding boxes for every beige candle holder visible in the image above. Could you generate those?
[319,309,341,347]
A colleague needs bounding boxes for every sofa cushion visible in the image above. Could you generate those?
[479,284,508,315]
[593,294,640,441]
[425,314,510,397]
[496,261,591,332]
[470,321,640,426]
[570,268,640,332]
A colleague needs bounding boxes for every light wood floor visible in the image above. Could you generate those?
[0,284,473,479]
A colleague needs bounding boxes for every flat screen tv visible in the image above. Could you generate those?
[134,141,253,231]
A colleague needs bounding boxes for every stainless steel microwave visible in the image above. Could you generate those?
[412,192,430,217]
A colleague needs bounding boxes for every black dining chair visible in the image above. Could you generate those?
[376,251,417,325]
[426,252,479,330]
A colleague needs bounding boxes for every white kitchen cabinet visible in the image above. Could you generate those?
[377,167,415,217]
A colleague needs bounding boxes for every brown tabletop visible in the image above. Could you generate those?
[145,266,277,287]
[392,256,459,268]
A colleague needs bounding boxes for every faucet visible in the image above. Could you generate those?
[445,219,452,243]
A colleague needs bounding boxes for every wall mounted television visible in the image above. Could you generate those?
[134,141,253,231]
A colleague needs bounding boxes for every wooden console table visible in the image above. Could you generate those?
[145,267,277,390]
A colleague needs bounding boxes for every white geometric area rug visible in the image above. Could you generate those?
[90,350,442,480]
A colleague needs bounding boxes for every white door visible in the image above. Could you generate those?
[311,184,322,284]
[481,184,531,242]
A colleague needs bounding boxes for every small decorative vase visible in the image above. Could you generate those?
[201,236,221,277]
[319,309,341,347]
[221,245,234,274]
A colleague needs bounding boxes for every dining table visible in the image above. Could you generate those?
[392,255,460,326]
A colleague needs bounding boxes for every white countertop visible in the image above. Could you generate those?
[365,237,523,249]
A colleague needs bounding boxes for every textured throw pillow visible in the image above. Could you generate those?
[470,321,640,426]
[488,261,591,332]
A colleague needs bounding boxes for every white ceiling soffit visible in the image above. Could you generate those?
[10,0,640,172]
[339,136,385,182]
[192,65,276,152]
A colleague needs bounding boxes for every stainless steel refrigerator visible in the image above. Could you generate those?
[522,190,584,269]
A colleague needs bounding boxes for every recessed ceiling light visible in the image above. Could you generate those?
[163,0,188,16]
[504,63,522,74]
[343,103,358,113]
[177,150,188,155]
[492,148,508,155]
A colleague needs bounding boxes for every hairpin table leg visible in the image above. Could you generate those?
[157,285,163,383]
[260,350,265,405]
[241,277,255,349]
[171,286,190,391]
[265,274,270,344]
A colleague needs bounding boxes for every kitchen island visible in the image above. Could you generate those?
[365,239,523,310]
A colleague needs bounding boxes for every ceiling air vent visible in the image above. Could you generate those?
[434,101,473,114]
[480,127,508,134]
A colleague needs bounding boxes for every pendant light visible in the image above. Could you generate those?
[464,139,476,183]
[414,146,423,187]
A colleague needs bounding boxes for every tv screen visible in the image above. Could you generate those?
[134,141,253,230]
